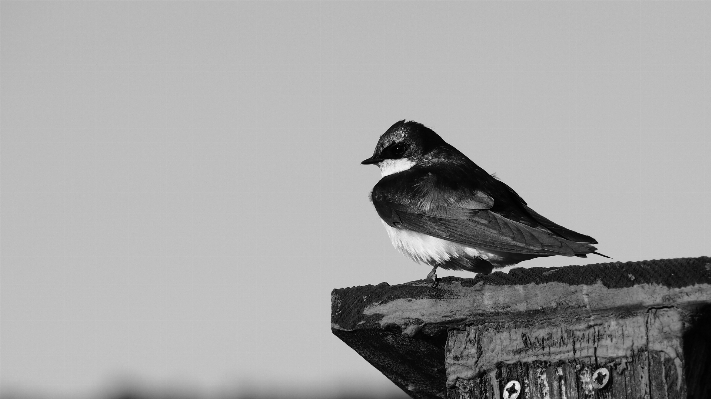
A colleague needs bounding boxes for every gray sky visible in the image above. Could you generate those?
[1,1,710,398]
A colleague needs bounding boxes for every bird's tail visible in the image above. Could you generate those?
[593,251,611,259]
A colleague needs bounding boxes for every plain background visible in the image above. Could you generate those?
[1,1,710,398]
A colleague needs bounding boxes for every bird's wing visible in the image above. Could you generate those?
[522,204,598,244]
[386,167,495,219]
[495,180,598,244]
[371,167,592,255]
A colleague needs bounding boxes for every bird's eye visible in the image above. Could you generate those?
[388,143,407,158]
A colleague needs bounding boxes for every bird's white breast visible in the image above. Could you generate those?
[380,221,488,265]
[379,158,415,177]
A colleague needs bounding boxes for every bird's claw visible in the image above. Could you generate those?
[427,267,439,288]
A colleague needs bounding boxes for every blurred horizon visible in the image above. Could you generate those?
[2,381,411,399]
[1,389,411,399]
[1,1,709,399]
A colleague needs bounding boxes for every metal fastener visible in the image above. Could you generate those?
[591,367,610,389]
[503,380,521,399]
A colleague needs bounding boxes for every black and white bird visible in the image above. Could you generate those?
[362,120,606,284]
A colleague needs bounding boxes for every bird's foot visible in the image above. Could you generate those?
[426,266,439,288]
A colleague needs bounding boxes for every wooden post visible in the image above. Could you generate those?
[331,257,711,399]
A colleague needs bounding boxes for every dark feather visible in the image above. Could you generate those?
[440,256,494,274]
[371,161,598,258]
[523,205,598,244]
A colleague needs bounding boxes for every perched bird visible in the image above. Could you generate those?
[362,120,607,284]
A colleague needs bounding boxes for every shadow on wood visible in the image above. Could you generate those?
[331,257,711,399]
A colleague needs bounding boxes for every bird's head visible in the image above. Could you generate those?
[361,120,448,177]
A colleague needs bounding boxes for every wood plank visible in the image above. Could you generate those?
[564,360,581,399]
[528,362,550,399]
[622,356,637,399]
[498,362,529,399]
[662,352,685,399]
[634,350,651,399]
[445,352,687,399]
[477,371,494,399]
[608,360,627,399]
[577,362,594,399]
[648,352,667,399]
[546,364,560,399]
[493,372,502,399]
[452,378,474,399]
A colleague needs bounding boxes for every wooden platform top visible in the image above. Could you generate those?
[332,256,711,332]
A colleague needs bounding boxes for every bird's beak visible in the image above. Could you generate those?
[361,156,383,165]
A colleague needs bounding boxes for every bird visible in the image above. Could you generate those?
[361,120,607,285]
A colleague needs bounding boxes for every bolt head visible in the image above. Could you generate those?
[591,367,610,389]
[503,380,521,399]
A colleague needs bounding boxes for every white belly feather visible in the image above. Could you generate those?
[381,221,493,265]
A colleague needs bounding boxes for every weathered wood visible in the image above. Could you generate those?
[683,305,711,399]
[608,360,626,399]
[443,308,690,398]
[331,327,447,399]
[442,354,677,399]
[331,257,711,399]
[563,360,580,399]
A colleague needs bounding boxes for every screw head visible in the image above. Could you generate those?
[591,367,610,389]
[503,380,521,399]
